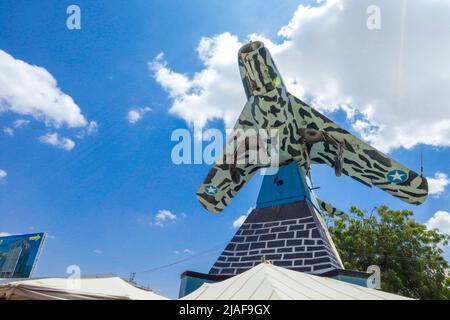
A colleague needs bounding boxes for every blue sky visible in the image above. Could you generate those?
[0,0,449,298]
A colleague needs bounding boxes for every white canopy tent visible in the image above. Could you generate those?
[0,276,169,300]
[181,263,412,300]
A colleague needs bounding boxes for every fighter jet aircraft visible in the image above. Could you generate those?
[196,41,428,214]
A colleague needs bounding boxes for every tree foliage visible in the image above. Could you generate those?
[326,205,449,300]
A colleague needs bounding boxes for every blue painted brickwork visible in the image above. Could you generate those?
[209,210,341,276]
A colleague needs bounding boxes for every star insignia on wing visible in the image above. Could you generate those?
[387,170,408,184]
[205,185,218,196]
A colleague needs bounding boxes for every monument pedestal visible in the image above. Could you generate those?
[179,162,373,298]
[210,162,342,276]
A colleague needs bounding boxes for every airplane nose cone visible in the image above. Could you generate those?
[239,41,265,55]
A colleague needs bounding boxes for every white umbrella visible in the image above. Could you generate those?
[181,262,412,300]
[0,276,169,300]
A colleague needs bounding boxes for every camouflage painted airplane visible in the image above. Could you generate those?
[196,41,428,214]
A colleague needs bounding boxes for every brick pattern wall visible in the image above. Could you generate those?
[210,212,341,276]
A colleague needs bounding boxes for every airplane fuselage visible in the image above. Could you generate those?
[195,41,428,214]
[238,41,310,169]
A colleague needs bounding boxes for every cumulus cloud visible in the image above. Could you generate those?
[39,132,75,151]
[127,107,152,124]
[0,169,7,182]
[154,209,178,227]
[232,207,254,229]
[0,232,11,237]
[0,50,88,128]
[151,0,450,152]
[0,50,97,148]
[427,172,449,198]
[426,211,450,235]
[3,119,31,136]
[3,127,13,136]
[149,34,245,130]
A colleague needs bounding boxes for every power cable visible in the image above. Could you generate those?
[132,241,226,276]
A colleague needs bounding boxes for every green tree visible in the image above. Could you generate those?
[326,205,450,300]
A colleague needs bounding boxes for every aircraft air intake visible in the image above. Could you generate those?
[238,41,285,98]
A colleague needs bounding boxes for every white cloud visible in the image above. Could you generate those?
[426,211,450,235]
[3,127,13,136]
[0,169,7,182]
[154,209,178,227]
[427,172,449,198]
[14,119,30,128]
[76,120,98,138]
[93,249,102,255]
[149,34,245,130]
[39,132,75,151]
[127,107,152,124]
[150,53,193,98]
[151,0,450,152]
[232,207,254,229]
[2,119,31,137]
[232,215,248,229]
[0,51,97,147]
[175,249,194,255]
[0,232,11,237]
[3,119,31,137]
[86,121,98,134]
[0,50,88,128]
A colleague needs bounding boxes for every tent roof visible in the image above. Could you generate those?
[0,276,168,300]
[182,263,412,300]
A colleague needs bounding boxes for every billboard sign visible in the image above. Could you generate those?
[0,233,46,279]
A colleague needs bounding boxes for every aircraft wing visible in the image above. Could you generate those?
[316,198,347,218]
[196,102,267,214]
[288,93,428,205]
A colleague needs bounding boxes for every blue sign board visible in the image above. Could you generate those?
[0,233,46,278]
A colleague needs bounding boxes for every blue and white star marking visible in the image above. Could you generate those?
[204,185,218,196]
[387,169,408,184]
